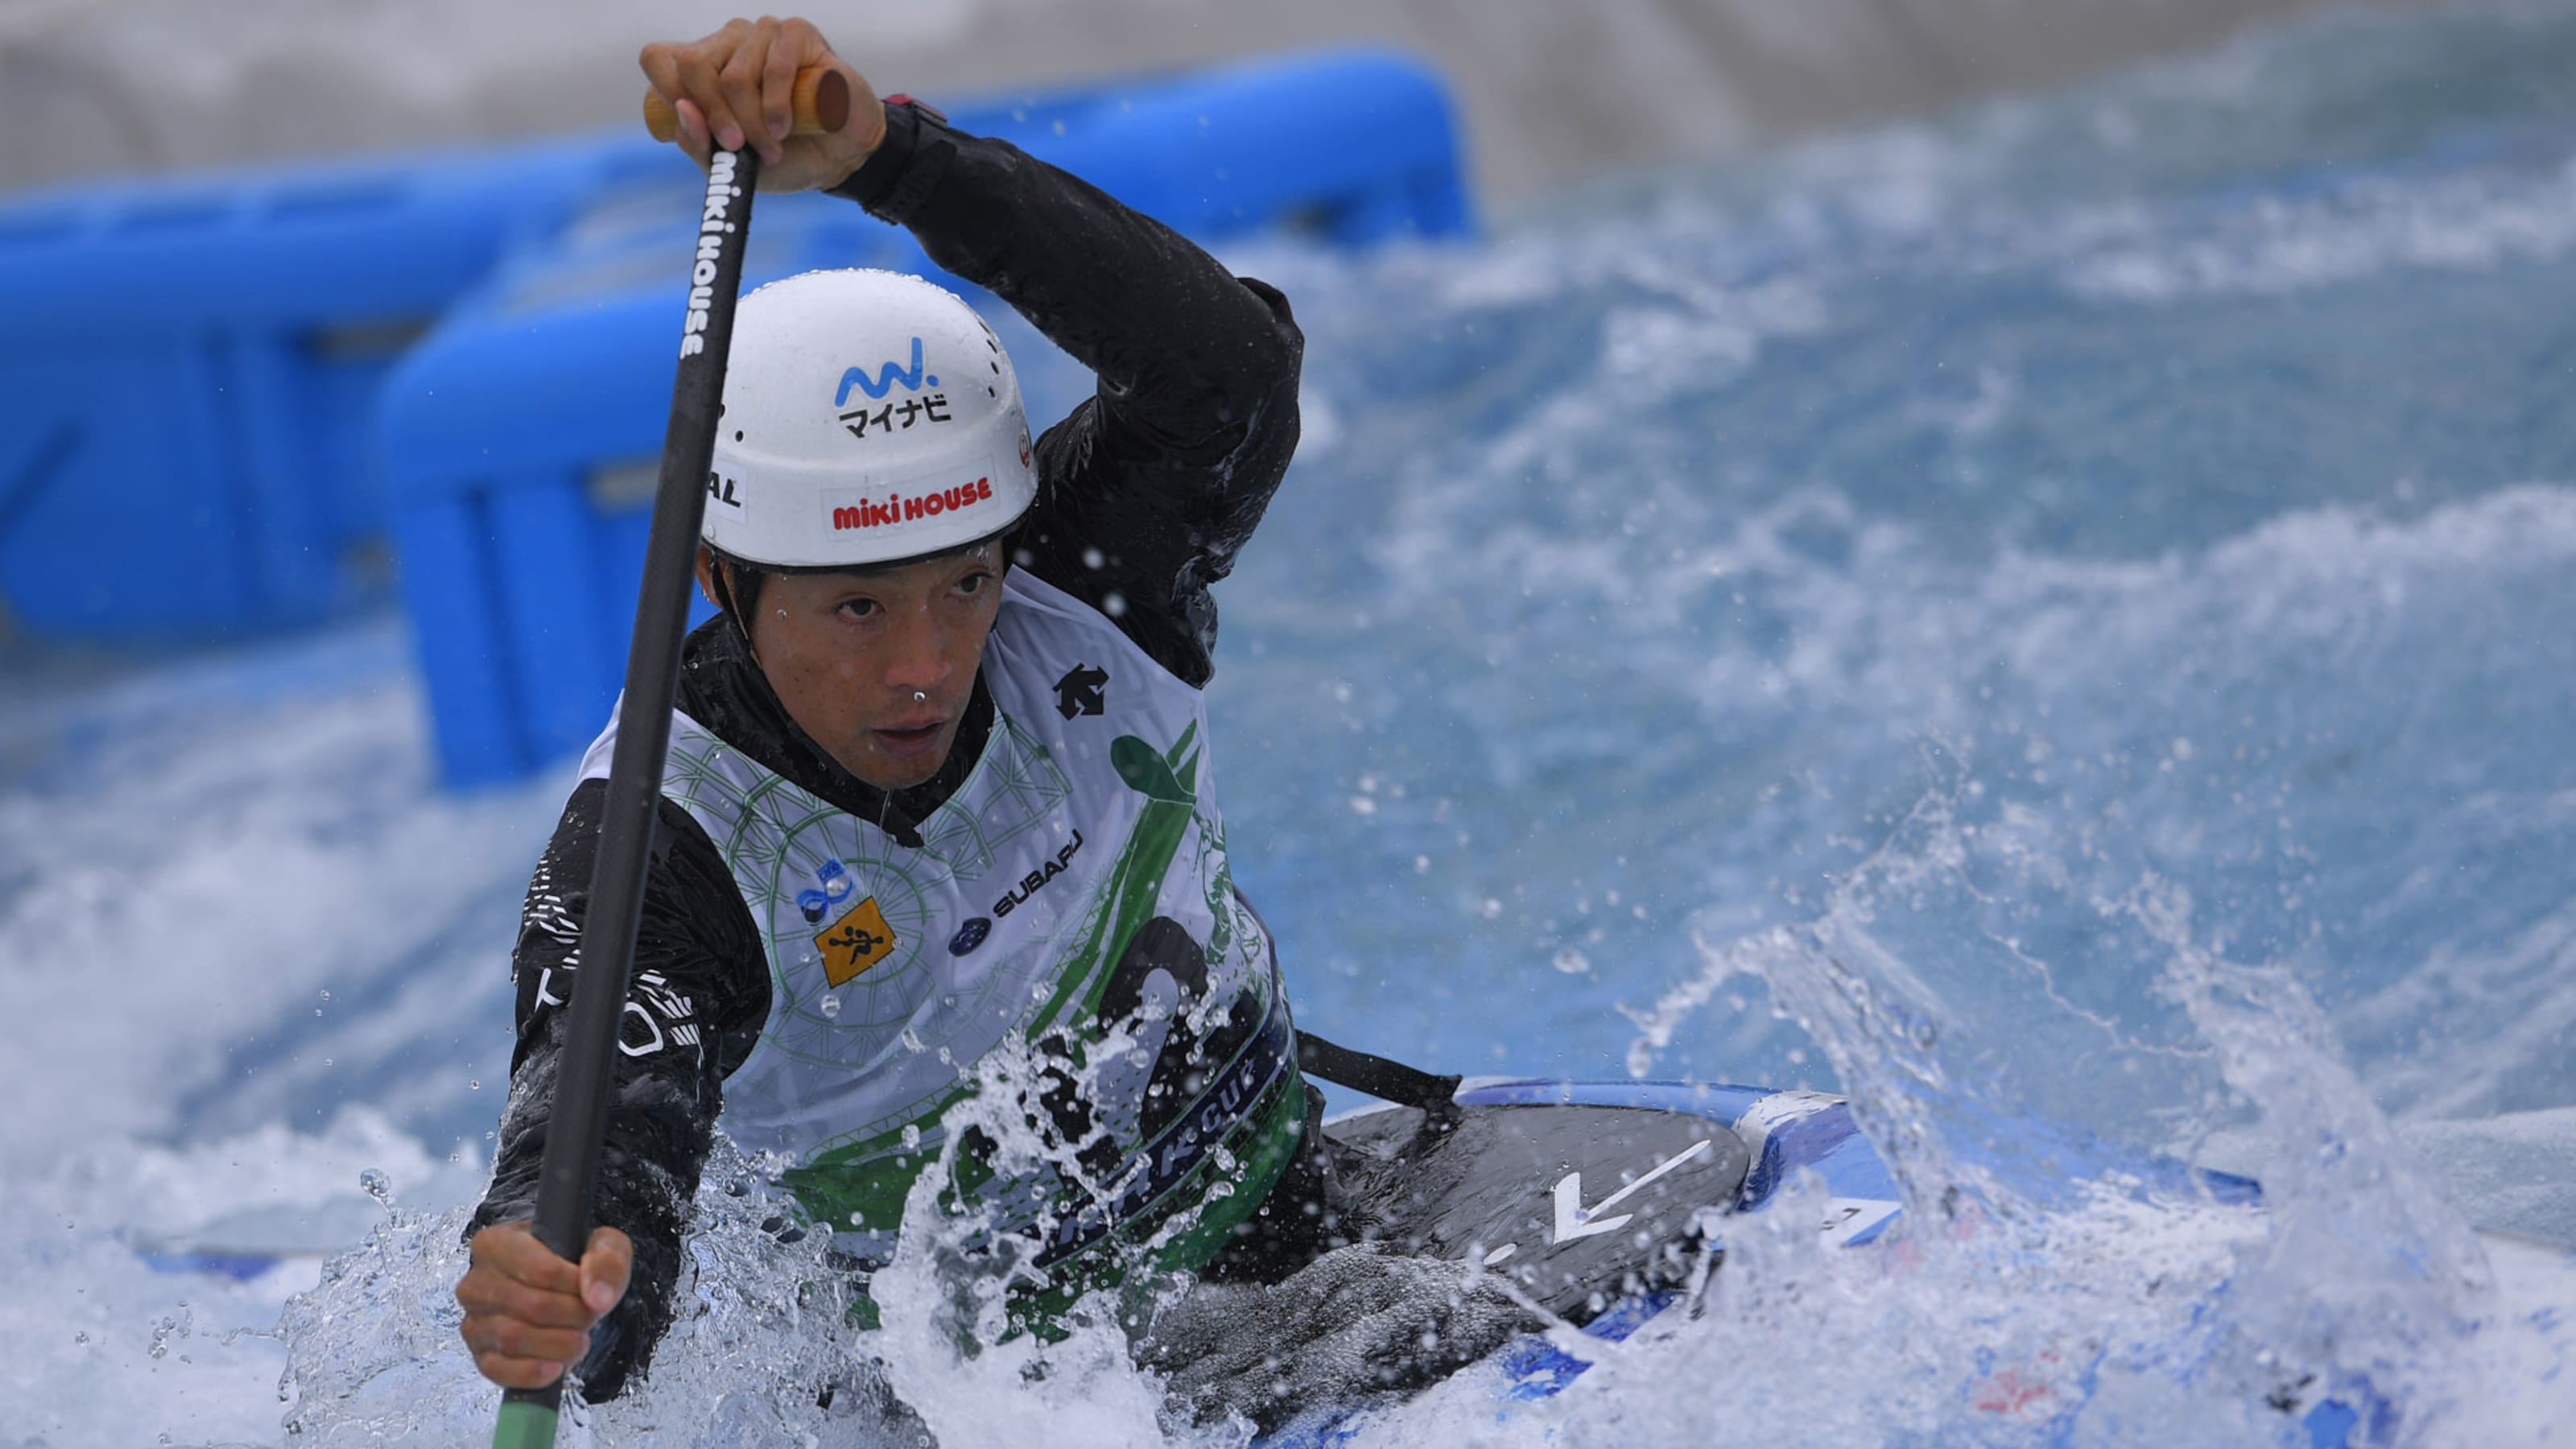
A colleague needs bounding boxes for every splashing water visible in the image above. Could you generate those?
[8,3,2576,1444]
[278,1136,906,1447]
[1584,791,2573,1447]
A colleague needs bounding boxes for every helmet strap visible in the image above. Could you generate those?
[707,551,769,668]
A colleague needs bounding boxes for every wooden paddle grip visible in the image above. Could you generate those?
[643,66,851,142]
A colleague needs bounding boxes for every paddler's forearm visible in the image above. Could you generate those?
[465,780,767,1401]
[469,1026,707,1401]
[830,100,1299,461]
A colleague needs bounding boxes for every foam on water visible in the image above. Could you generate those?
[7,4,2576,1444]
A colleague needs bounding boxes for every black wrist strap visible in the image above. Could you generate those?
[1294,1030,1461,1118]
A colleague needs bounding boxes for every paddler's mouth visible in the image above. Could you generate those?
[871,717,949,758]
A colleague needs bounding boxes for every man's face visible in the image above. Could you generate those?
[701,543,1006,791]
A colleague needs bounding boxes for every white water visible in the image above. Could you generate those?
[7,5,2576,1445]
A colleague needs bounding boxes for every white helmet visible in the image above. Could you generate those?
[703,268,1037,568]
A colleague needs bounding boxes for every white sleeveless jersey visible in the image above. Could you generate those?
[578,569,1296,1264]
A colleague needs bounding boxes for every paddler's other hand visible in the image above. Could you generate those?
[640,15,887,191]
[455,1220,632,1389]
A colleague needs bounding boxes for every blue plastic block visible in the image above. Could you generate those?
[0,135,685,639]
[949,47,1472,244]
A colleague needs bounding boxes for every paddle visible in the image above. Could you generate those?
[489,65,844,1449]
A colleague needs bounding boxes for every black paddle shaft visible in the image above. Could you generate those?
[504,143,760,1414]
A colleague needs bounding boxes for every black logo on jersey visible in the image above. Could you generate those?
[948,917,992,956]
[828,925,886,956]
[993,831,1084,919]
[1054,663,1108,720]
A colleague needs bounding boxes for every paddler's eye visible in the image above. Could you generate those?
[956,570,995,597]
[837,597,882,621]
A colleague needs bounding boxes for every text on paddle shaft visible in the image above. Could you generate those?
[679,151,744,360]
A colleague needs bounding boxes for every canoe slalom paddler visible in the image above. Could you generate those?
[453,13,1327,1402]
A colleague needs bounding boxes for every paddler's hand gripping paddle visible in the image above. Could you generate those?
[642,65,851,144]
[489,64,836,1449]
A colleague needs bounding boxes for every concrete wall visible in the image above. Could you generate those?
[2,0,2424,203]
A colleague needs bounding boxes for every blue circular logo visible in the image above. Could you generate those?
[795,889,830,923]
[947,917,993,956]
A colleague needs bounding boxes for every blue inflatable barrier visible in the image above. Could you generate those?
[380,47,1472,788]
[0,136,679,639]
[946,48,1472,246]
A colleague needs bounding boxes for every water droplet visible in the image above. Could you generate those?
[901,1125,921,1150]
[1479,898,1503,919]
[819,994,841,1018]
[1552,948,1591,975]
[72,1331,87,1344]
[900,1028,926,1053]
[359,1168,394,1208]
[468,1079,481,1090]
[317,989,330,1001]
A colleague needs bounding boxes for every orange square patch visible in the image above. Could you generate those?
[816,896,898,987]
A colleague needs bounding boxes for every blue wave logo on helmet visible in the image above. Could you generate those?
[836,339,939,405]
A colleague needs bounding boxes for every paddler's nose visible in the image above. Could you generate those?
[879,601,952,702]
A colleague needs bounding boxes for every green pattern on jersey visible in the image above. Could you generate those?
[778,718,1296,1299]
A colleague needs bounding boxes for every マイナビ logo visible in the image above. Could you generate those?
[836,338,938,405]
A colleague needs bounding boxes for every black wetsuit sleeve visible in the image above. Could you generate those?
[831,101,1303,686]
[465,778,770,1402]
